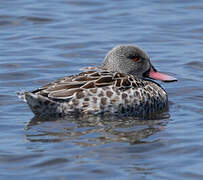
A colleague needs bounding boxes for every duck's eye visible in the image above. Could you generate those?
[132,57,139,62]
[128,55,140,62]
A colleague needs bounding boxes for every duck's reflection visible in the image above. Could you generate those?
[25,113,170,146]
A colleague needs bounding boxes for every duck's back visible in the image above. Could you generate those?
[24,70,168,117]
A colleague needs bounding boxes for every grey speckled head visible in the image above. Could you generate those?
[102,45,151,78]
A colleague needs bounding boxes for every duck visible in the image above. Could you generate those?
[22,45,177,117]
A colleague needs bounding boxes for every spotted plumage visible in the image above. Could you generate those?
[22,45,177,117]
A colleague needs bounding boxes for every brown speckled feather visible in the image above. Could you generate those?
[24,70,168,117]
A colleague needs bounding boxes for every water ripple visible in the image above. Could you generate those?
[0,0,203,179]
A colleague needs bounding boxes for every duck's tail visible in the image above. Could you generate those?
[16,90,27,102]
[17,91,50,116]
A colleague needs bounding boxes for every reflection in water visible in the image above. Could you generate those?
[25,113,169,146]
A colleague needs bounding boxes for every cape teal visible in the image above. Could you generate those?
[23,45,177,117]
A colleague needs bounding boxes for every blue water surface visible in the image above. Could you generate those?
[0,0,203,179]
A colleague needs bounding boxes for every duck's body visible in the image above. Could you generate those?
[25,70,168,117]
[23,45,176,117]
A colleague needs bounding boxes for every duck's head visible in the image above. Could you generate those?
[102,45,177,82]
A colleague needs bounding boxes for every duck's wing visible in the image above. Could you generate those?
[30,70,144,101]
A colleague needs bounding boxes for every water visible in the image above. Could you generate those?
[0,0,203,179]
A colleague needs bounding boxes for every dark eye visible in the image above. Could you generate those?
[128,54,140,62]
[132,57,139,62]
